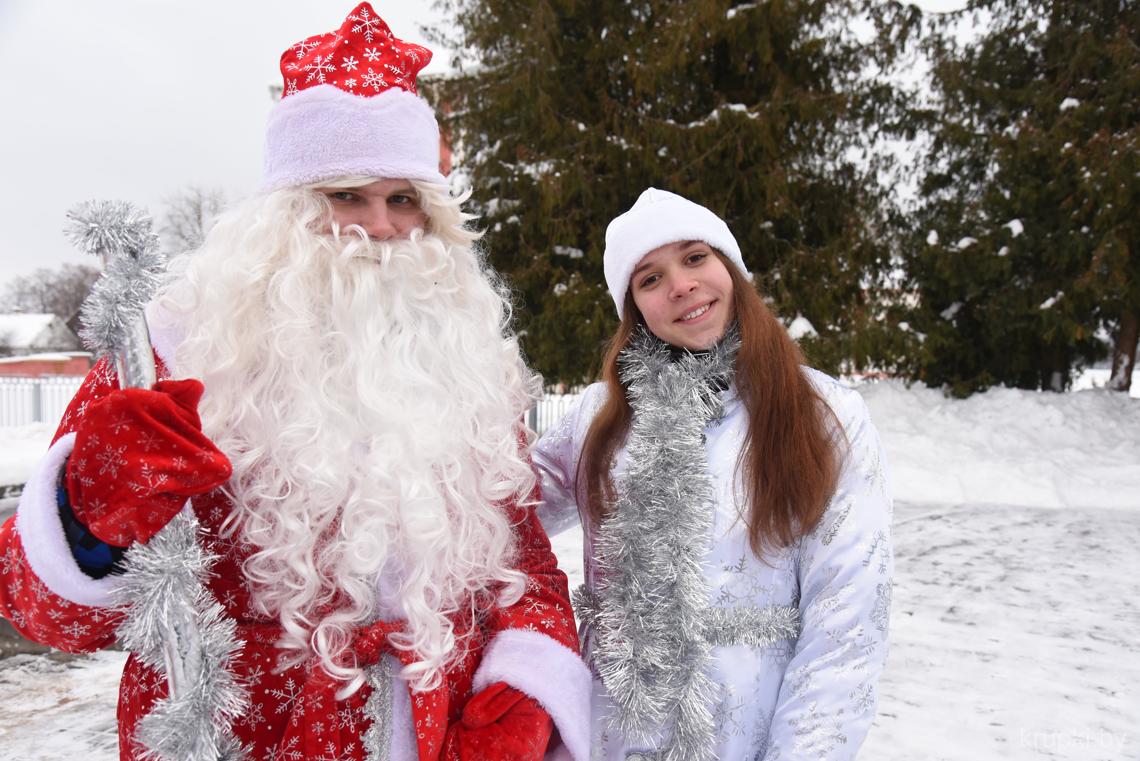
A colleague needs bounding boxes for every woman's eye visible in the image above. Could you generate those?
[686,252,708,265]
[639,274,660,289]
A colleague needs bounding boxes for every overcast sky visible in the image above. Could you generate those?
[0,1,451,288]
[0,1,966,292]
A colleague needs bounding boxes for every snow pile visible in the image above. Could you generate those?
[0,423,54,486]
[860,380,1140,510]
[0,314,61,347]
[785,314,818,339]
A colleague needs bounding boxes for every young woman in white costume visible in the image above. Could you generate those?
[533,188,894,761]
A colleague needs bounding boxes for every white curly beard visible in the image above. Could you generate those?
[154,187,537,693]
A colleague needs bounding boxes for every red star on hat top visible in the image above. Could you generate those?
[280,2,432,98]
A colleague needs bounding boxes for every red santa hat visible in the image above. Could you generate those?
[261,3,447,191]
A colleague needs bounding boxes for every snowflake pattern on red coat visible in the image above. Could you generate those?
[65,378,232,546]
[0,355,580,760]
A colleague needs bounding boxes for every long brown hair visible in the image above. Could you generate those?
[577,254,842,557]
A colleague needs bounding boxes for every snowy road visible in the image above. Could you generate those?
[1,501,1136,759]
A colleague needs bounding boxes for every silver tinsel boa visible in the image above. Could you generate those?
[66,201,248,760]
[576,327,801,761]
[65,200,166,389]
[115,515,248,760]
[363,660,395,761]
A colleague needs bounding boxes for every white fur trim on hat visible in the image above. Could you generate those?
[261,85,447,191]
[603,188,747,317]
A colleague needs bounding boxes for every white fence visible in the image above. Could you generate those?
[0,375,581,435]
[0,376,84,427]
[528,393,582,435]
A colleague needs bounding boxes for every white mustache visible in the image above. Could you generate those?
[325,228,460,296]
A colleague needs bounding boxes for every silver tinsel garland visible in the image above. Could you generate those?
[115,514,248,761]
[65,200,167,388]
[363,659,395,761]
[701,605,800,649]
[575,589,799,654]
[67,200,248,760]
[585,328,738,761]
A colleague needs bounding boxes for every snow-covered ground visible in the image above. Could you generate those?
[0,422,55,486]
[1,379,1138,759]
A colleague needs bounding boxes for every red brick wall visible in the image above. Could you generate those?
[0,357,92,377]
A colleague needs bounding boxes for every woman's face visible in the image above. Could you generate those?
[630,240,735,350]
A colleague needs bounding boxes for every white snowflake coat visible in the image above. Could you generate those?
[533,370,894,760]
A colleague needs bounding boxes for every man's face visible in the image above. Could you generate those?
[315,178,429,240]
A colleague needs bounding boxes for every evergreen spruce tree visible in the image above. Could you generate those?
[903,0,1138,395]
[427,0,905,385]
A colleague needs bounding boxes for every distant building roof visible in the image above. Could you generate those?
[0,314,59,346]
[0,351,90,364]
[0,314,81,352]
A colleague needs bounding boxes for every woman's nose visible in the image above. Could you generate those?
[669,274,699,299]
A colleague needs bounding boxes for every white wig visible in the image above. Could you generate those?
[157,180,541,694]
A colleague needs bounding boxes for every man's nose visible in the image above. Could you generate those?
[359,204,398,241]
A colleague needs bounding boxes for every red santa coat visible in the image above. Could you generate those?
[0,351,591,761]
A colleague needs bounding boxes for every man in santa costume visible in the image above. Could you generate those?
[0,4,590,760]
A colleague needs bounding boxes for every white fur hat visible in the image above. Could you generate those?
[260,3,447,191]
[603,188,747,317]
[262,86,446,191]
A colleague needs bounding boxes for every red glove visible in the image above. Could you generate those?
[443,681,553,761]
[66,379,232,546]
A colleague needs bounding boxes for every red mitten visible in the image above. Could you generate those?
[443,681,553,761]
[66,379,232,546]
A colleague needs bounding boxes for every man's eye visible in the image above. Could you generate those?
[389,194,415,206]
[327,191,356,202]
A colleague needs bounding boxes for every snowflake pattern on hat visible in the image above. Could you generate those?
[280,2,432,99]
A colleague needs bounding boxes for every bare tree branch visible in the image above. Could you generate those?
[160,186,227,254]
[0,263,102,335]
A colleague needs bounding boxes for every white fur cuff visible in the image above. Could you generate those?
[15,433,119,608]
[473,628,592,761]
